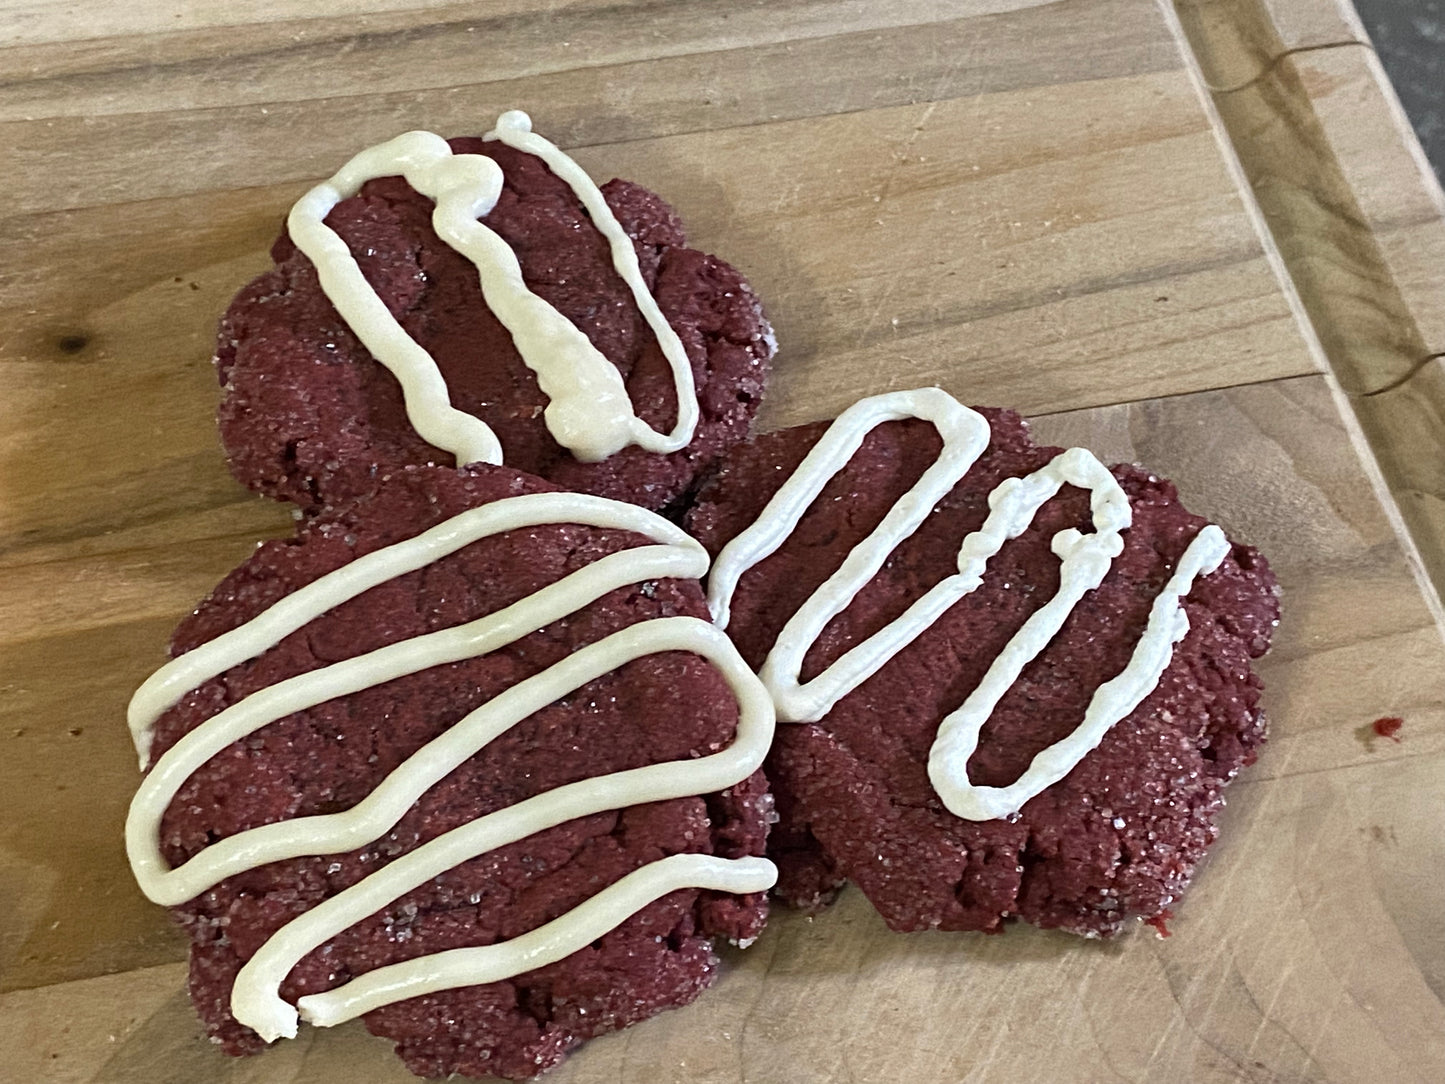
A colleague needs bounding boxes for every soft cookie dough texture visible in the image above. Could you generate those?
[216,138,774,513]
[150,466,772,1079]
[687,410,1279,936]
[135,109,1280,1082]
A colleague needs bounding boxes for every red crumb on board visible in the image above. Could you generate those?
[1372,716,1404,742]
[1145,909,1174,938]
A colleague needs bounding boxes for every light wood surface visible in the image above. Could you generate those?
[1177,4,1445,607]
[3,1,1443,1082]
[1176,0,1369,90]
[1293,47,1445,361]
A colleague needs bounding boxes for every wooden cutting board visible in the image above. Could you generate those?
[3,1,1443,1081]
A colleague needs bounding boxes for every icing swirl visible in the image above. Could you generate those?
[126,492,776,1042]
[706,388,1230,821]
[286,111,699,466]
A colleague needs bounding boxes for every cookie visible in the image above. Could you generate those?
[215,113,774,514]
[125,464,775,1079]
[686,389,1278,936]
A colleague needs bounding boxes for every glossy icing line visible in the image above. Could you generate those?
[484,110,699,457]
[707,388,1230,821]
[296,851,776,1030]
[125,495,776,1042]
[234,618,774,1042]
[287,112,698,466]
[707,388,993,718]
[929,524,1229,820]
[128,492,701,769]
[128,546,705,906]
[288,132,504,467]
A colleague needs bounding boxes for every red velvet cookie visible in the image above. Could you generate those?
[686,410,1278,937]
[215,138,774,513]
[148,464,770,1079]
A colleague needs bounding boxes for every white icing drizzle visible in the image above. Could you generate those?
[287,111,698,466]
[234,618,773,1042]
[707,388,1232,822]
[708,387,993,721]
[125,495,776,1043]
[128,492,700,770]
[128,547,706,905]
[297,852,775,1030]
[288,132,504,467]
[929,524,1230,820]
[484,110,699,458]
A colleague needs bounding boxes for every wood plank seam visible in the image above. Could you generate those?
[1201,37,1366,93]
[5,8,1445,1080]
[1172,0,1370,87]
[1166,0,1445,621]
[1361,350,1445,398]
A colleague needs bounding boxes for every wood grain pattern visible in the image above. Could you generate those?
[1260,0,1368,50]
[1189,45,1425,392]
[1290,46,1445,362]
[1174,0,1367,91]
[2,0,1443,1080]
[0,0,1157,215]
[6,378,1445,1084]
[1176,8,1445,604]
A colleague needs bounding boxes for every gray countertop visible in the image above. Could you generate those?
[1355,0,1445,181]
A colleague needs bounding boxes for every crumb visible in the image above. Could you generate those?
[1144,909,1174,938]
[1372,716,1403,743]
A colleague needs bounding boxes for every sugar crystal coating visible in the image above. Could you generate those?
[687,411,1278,935]
[154,464,771,1078]
[216,139,774,513]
